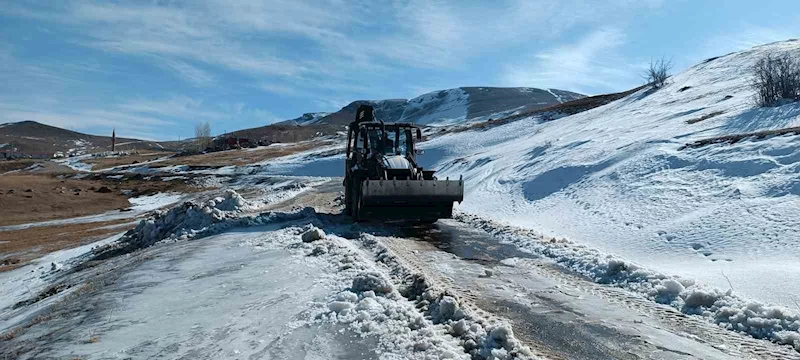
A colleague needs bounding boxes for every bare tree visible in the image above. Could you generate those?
[195,121,212,151]
[643,57,673,89]
[751,52,800,107]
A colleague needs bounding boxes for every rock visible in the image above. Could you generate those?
[301,227,326,243]
[24,189,33,193]
[96,186,113,193]
[7,189,14,194]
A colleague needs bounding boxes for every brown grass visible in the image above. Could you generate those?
[0,175,132,226]
[686,110,725,124]
[0,219,136,271]
[0,159,41,173]
[0,173,202,227]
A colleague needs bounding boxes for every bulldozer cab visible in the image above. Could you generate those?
[346,105,423,163]
[348,123,421,159]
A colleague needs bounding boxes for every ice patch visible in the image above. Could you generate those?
[128,193,184,212]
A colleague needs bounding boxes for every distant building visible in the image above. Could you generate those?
[209,135,251,151]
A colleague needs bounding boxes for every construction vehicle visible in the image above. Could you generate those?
[344,105,464,222]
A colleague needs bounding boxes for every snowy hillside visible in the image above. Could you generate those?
[303,87,583,126]
[281,112,332,125]
[422,40,800,316]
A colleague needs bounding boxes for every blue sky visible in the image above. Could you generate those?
[1,0,798,140]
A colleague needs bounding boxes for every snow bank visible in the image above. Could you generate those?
[456,212,800,351]
[93,190,312,258]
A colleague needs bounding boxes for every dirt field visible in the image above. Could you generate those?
[0,159,41,173]
[0,175,132,227]
[0,219,136,272]
[0,174,200,227]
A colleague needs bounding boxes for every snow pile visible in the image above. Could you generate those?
[365,235,533,359]
[211,189,252,211]
[292,227,533,359]
[94,191,311,258]
[456,212,800,351]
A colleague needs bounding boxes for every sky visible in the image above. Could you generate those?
[1,0,799,140]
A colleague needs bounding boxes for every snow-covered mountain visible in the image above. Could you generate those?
[294,87,584,126]
[282,112,332,126]
[417,40,800,339]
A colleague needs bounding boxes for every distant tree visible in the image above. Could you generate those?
[751,52,800,107]
[195,121,212,151]
[643,57,673,89]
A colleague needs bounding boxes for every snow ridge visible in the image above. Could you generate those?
[93,190,313,259]
[454,212,800,351]
[311,230,534,360]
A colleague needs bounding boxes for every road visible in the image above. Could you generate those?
[2,177,798,359]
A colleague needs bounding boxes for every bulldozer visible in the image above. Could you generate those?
[343,105,464,222]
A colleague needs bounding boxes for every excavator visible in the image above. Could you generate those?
[343,105,464,222]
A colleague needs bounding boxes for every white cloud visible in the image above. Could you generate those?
[2,0,672,137]
[158,59,215,87]
[0,107,172,140]
[501,28,639,94]
[118,96,225,120]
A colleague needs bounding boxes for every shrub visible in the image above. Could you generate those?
[643,57,673,88]
[751,52,800,107]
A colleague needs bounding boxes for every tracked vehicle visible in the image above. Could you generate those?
[344,105,464,222]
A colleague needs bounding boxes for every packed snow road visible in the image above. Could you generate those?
[2,176,798,359]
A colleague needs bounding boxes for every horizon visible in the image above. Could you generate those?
[2,1,799,140]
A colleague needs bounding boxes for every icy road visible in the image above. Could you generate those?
[2,177,798,360]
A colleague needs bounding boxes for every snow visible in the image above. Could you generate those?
[294,112,332,125]
[456,212,800,351]
[412,40,800,350]
[54,154,93,172]
[127,192,185,212]
[400,88,470,125]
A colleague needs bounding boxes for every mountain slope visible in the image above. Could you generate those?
[0,121,168,155]
[416,40,800,346]
[299,87,584,126]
